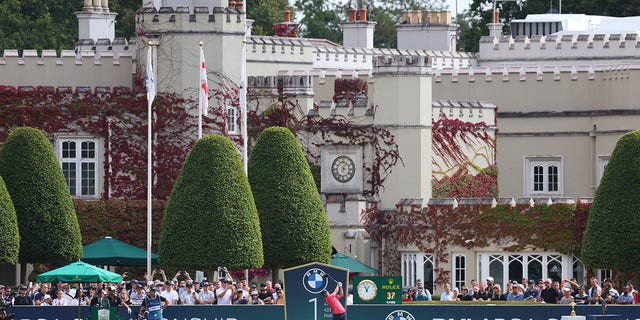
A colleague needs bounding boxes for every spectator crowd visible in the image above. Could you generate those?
[401,276,638,304]
[1,268,286,310]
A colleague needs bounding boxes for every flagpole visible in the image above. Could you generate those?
[198,42,203,139]
[241,22,249,174]
[146,42,157,278]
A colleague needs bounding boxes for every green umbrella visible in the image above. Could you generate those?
[82,236,158,266]
[36,261,123,283]
[330,253,378,274]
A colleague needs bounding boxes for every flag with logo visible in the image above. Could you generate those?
[199,46,209,116]
[146,47,155,105]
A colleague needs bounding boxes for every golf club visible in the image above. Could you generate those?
[323,273,339,285]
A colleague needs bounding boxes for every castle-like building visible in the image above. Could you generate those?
[1,0,638,291]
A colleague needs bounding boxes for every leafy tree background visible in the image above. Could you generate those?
[159,134,264,270]
[0,127,82,263]
[0,176,19,265]
[248,127,332,275]
[2,0,639,54]
[246,0,290,36]
[580,130,640,273]
[0,0,139,53]
[457,0,640,52]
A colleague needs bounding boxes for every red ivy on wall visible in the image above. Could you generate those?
[432,115,497,198]
[0,84,202,200]
[363,202,588,287]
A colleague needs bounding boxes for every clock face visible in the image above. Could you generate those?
[357,279,378,302]
[331,155,356,183]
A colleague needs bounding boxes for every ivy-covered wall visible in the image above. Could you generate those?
[363,201,590,283]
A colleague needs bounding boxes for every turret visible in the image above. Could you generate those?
[341,7,376,49]
[396,10,458,52]
[76,0,117,42]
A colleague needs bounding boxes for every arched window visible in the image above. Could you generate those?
[227,107,237,134]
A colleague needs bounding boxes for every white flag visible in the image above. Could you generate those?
[145,47,156,105]
[199,46,209,116]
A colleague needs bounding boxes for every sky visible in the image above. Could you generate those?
[447,0,474,18]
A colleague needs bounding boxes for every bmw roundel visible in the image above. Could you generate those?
[302,268,328,294]
[385,310,416,320]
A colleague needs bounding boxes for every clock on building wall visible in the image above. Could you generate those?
[321,145,363,193]
[331,155,356,183]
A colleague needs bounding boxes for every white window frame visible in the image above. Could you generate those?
[401,252,434,292]
[452,254,466,290]
[227,106,238,134]
[56,137,101,199]
[524,156,563,196]
[596,155,610,187]
[478,252,575,285]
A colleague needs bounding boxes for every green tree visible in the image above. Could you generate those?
[247,0,290,36]
[293,0,344,43]
[370,6,398,48]
[581,130,640,272]
[0,127,82,263]
[248,127,332,272]
[0,0,140,53]
[0,176,19,264]
[159,135,263,270]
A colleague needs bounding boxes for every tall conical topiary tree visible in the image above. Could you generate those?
[0,127,82,263]
[0,176,19,264]
[581,130,640,272]
[159,134,263,270]
[248,127,332,271]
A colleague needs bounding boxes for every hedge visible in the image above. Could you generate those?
[0,176,19,264]
[581,130,640,272]
[159,134,263,270]
[0,127,82,263]
[248,127,332,269]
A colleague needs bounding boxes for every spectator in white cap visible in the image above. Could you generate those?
[486,277,495,297]
[560,287,574,304]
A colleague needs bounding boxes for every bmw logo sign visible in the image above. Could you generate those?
[385,310,416,320]
[302,268,328,294]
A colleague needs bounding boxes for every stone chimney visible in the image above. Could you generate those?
[341,7,376,49]
[487,9,502,37]
[274,10,300,37]
[396,10,458,52]
[77,0,117,42]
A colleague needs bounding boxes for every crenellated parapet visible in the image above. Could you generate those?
[432,100,496,126]
[248,75,313,96]
[432,63,637,83]
[0,50,133,89]
[136,6,245,35]
[247,36,314,73]
[479,33,640,65]
[75,38,132,58]
[372,49,473,75]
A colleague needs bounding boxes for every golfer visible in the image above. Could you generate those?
[139,286,167,320]
[323,282,346,320]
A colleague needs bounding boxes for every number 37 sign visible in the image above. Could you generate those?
[282,262,349,320]
[353,276,402,304]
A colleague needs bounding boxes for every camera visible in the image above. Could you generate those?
[180,271,185,275]
[155,268,161,273]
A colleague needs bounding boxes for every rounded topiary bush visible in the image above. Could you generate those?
[0,176,19,264]
[581,130,640,272]
[248,127,332,269]
[159,134,263,270]
[0,127,82,263]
